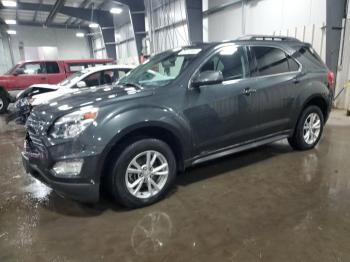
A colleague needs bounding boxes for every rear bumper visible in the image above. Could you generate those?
[22,152,100,203]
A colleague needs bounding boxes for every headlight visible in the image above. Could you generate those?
[50,107,98,139]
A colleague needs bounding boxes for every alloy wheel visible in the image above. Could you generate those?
[0,97,3,110]
[303,113,321,145]
[125,150,169,199]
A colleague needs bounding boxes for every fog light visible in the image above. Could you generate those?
[52,160,83,178]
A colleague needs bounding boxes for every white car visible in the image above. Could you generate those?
[16,64,135,106]
[8,65,134,124]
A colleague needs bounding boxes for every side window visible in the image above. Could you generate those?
[83,72,101,87]
[20,62,45,75]
[101,70,114,85]
[113,70,128,82]
[46,62,60,74]
[252,46,289,76]
[199,46,247,81]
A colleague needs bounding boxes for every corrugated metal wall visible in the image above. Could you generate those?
[203,0,327,60]
[0,29,14,74]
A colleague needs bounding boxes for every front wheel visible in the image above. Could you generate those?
[288,105,324,150]
[108,138,177,208]
[0,92,9,114]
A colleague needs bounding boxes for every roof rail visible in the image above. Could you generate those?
[237,35,301,42]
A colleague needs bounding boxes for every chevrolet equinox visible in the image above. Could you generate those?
[22,36,334,208]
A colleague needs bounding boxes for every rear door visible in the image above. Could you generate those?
[247,45,301,136]
[14,62,48,90]
[46,61,65,84]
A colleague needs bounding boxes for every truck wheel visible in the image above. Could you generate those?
[108,138,177,208]
[0,92,9,114]
[288,105,324,150]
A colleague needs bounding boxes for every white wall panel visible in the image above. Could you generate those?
[115,23,138,65]
[205,0,326,60]
[9,25,91,63]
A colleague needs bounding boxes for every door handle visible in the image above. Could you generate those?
[293,76,300,84]
[242,87,257,96]
[40,77,47,80]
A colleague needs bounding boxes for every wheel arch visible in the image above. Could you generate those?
[99,123,187,181]
[301,95,329,120]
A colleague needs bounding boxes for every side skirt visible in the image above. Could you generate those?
[188,132,291,167]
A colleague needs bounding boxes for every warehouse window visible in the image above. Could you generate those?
[199,46,247,81]
[46,62,60,74]
[252,46,290,76]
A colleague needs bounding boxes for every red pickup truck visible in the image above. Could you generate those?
[0,59,114,113]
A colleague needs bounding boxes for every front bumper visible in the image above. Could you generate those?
[22,138,101,203]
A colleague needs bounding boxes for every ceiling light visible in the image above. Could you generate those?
[5,19,16,25]
[7,30,16,35]
[89,23,99,28]
[76,32,85,37]
[2,1,17,7]
[110,7,122,14]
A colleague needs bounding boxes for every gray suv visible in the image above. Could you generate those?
[22,36,334,208]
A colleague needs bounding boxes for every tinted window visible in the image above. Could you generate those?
[84,72,101,87]
[291,46,326,70]
[287,57,299,71]
[200,46,247,81]
[46,62,60,74]
[253,46,289,76]
[20,62,45,75]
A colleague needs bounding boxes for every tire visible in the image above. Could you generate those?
[0,92,9,114]
[108,138,177,208]
[288,105,324,151]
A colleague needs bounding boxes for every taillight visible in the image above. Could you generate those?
[327,71,334,89]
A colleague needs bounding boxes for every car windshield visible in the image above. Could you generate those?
[118,48,202,88]
[4,64,19,75]
[58,70,86,87]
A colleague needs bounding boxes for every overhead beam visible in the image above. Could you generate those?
[67,0,90,25]
[17,20,89,30]
[45,0,66,26]
[33,0,43,22]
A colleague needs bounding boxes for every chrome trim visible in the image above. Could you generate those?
[187,43,303,90]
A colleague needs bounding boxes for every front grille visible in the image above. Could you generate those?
[25,114,49,147]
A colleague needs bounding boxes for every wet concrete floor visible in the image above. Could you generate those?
[0,110,350,261]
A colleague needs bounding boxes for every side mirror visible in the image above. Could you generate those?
[14,68,25,76]
[76,81,87,88]
[192,71,224,88]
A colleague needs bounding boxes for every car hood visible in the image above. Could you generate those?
[32,88,73,106]
[33,84,153,119]
[29,83,59,90]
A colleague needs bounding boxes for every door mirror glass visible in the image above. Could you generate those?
[76,81,87,88]
[192,71,224,88]
[14,68,25,76]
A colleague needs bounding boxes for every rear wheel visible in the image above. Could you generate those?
[0,92,9,114]
[288,105,324,150]
[108,138,176,208]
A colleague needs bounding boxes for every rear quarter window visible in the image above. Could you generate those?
[290,46,326,71]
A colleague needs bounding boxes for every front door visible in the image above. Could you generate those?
[183,45,261,155]
[15,62,48,90]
